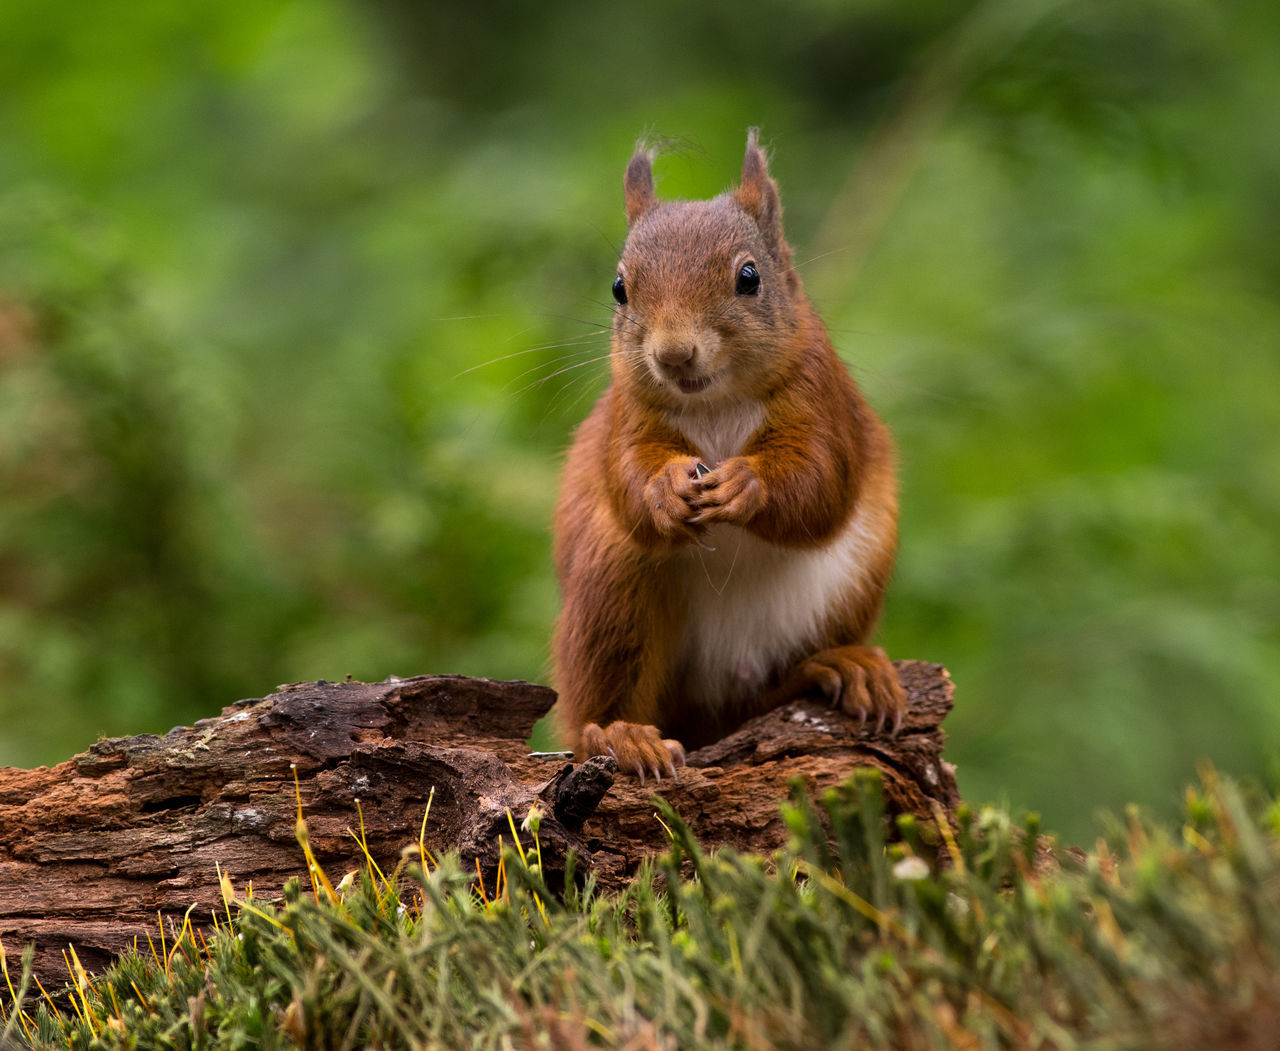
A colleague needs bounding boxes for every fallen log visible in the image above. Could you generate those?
[0,661,957,986]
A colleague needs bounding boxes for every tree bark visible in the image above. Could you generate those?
[0,662,957,987]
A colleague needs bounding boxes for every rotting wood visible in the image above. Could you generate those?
[0,662,957,986]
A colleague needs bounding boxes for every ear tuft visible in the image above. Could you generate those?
[624,142,658,226]
[735,128,790,269]
[741,127,767,191]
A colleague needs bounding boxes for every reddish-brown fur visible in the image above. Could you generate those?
[553,130,904,779]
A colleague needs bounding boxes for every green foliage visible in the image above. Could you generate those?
[6,769,1280,1048]
[1,0,1278,838]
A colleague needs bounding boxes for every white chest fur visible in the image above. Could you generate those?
[663,399,878,707]
[675,507,878,705]
[665,400,766,464]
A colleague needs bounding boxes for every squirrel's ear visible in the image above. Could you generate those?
[624,144,657,226]
[736,128,789,266]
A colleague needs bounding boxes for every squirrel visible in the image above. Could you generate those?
[552,129,905,780]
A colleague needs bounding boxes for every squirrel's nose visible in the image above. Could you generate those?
[654,342,696,368]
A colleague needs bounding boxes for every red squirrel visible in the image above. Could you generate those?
[552,130,904,779]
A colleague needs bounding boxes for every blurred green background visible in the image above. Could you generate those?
[1,0,1277,842]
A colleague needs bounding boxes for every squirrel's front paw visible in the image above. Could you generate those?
[691,456,765,526]
[799,645,906,735]
[581,721,686,783]
[645,458,706,543]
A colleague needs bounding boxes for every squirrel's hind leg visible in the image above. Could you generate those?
[581,721,686,782]
[766,645,906,736]
[552,559,686,778]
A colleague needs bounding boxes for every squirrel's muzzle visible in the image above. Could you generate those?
[654,341,696,368]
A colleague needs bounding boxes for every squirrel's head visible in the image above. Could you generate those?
[610,129,804,410]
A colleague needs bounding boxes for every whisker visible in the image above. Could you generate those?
[695,530,743,596]
[586,221,621,258]
[541,308,617,329]
[791,245,852,269]
[543,365,609,420]
[452,333,610,379]
[617,311,645,333]
[510,352,618,399]
[498,342,612,392]
[429,313,512,322]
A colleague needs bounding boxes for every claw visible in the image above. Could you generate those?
[853,705,868,730]
[583,723,688,783]
[892,709,903,737]
[875,708,887,735]
[818,673,841,706]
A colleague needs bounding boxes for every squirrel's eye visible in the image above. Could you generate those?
[612,275,628,306]
[735,262,761,296]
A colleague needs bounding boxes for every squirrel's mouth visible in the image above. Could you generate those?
[676,376,712,395]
